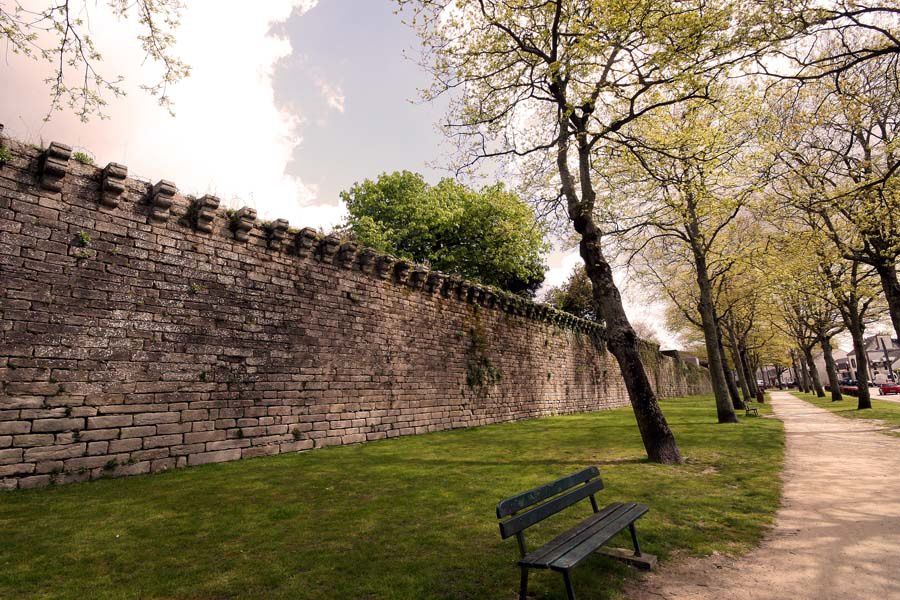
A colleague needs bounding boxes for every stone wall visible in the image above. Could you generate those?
[0,136,711,490]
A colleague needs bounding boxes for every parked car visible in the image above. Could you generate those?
[879,382,900,395]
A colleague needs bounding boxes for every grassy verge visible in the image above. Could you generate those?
[792,391,900,433]
[0,396,784,600]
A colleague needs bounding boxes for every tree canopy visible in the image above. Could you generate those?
[340,171,548,294]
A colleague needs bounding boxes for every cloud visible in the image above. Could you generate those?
[316,79,346,113]
[0,0,345,230]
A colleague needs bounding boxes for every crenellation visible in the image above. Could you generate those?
[337,242,358,268]
[38,142,72,192]
[148,180,176,222]
[230,207,256,242]
[265,218,289,251]
[100,162,128,208]
[192,195,220,233]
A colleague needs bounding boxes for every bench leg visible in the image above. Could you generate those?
[519,566,528,600]
[629,522,643,557]
[562,570,576,600]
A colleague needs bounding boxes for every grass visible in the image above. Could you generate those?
[0,396,784,600]
[793,391,900,433]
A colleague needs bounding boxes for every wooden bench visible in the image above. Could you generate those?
[745,402,759,417]
[496,466,650,600]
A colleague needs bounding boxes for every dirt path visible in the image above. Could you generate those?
[627,391,900,600]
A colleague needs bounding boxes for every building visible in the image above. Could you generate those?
[811,335,899,384]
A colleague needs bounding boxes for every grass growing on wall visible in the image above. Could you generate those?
[0,396,784,600]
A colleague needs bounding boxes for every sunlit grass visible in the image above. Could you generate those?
[0,396,784,600]
[794,391,900,434]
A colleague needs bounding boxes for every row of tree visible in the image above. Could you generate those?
[397,0,899,463]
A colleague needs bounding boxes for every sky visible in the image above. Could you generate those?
[1,0,679,348]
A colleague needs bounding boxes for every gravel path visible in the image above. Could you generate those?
[627,391,900,600]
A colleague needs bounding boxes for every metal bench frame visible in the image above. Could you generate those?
[496,466,648,600]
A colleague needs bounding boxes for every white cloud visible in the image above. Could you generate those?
[0,0,345,230]
[316,79,346,113]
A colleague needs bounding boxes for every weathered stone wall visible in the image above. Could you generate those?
[0,137,711,490]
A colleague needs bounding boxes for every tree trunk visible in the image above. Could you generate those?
[790,351,804,392]
[848,322,872,410]
[798,352,812,393]
[727,328,753,403]
[579,231,684,462]
[559,133,682,463]
[804,347,826,398]
[874,261,900,342]
[716,318,744,410]
[692,257,738,423]
[820,338,842,402]
[741,347,759,396]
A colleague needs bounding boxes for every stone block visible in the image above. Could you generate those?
[149,180,176,222]
[31,418,84,433]
[100,162,128,208]
[188,449,241,466]
[39,142,71,192]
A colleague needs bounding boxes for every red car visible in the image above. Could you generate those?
[879,382,900,395]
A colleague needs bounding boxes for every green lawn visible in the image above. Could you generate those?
[0,396,784,600]
[793,391,900,433]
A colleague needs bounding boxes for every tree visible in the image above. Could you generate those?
[544,266,594,319]
[760,2,900,85]
[398,0,755,463]
[1,0,188,120]
[341,171,548,294]
[767,51,900,339]
[603,87,769,423]
[545,266,659,344]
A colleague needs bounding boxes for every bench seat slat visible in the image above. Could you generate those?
[549,503,648,571]
[519,502,624,567]
[499,479,605,539]
[496,466,601,518]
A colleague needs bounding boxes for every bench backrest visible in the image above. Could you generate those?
[496,466,603,540]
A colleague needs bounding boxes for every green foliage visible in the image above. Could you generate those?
[72,151,94,165]
[545,265,594,319]
[0,146,12,165]
[0,397,783,599]
[341,171,548,294]
[74,231,91,247]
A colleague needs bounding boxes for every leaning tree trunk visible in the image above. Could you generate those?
[848,321,873,410]
[741,346,759,397]
[820,338,842,402]
[561,137,682,463]
[874,261,900,343]
[728,328,753,403]
[578,226,683,462]
[715,318,744,410]
[692,254,738,423]
[803,347,826,398]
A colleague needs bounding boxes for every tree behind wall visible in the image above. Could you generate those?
[341,172,548,295]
